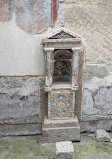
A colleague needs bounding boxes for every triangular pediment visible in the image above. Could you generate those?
[43,27,80,43]
[50,31,74,39]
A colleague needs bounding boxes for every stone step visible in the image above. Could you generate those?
[42,126,80,143]
[43,117,79,128]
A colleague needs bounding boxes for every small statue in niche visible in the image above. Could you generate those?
[53,53,71,82]
[54,61,69,76]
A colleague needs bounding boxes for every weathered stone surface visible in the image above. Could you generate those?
[94,129,111,142]
[83,64,109,82]
[75,50,84,121]
[0,0,51,33]
[56,141,74,159]
[82,75,112,120]
[42,126,80,143]
[80,120,112,133]
[0,0,14,22]
[43,117,79,128]
[1,115,41,125]
[0,0,112,136]
[15,0,51,34]
[39,77,48,120]
[0,123,42,136]
[0,77,40,123]
[87,154,112,159]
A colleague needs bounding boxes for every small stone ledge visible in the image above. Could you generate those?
[0,115,42,125]
[0,123,42,136]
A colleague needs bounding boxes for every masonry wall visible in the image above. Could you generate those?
[0,0,112,136]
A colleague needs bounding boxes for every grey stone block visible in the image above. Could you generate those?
[0,124,42,136]
[42,117,80,143]
[94,129,111,142]
[43,117,79,128]
[56,141,74,159]
[43,126,80,143]
[110,139,112,143]
[0,77,39,123]
[82,75,112,121]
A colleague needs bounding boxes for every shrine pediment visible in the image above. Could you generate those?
[50,31,74,39]
[43,27,81,43]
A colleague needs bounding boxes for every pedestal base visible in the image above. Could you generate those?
[42,117,80,143]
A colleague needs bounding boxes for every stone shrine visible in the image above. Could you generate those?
[42,28,83,143]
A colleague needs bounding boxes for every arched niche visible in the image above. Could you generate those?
[53,49,73,82]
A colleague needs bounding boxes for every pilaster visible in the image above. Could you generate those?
[44,48,54,87]
[72,47,81,87]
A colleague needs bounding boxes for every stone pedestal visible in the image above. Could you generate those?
[42,116,80,143]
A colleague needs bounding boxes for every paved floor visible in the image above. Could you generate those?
[87,154,112,159]
[0,133,112,159]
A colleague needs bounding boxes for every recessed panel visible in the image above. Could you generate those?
[49,90,74,118]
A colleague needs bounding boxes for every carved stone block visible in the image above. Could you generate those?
[56,141,74,159]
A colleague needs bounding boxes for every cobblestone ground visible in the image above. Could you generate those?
[0,133,112,159]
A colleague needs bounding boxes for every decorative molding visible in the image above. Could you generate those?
[72,47,81,52]
[43,27,81,43]
[44,48,54,52]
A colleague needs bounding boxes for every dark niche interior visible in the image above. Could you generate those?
[53,49,72,82]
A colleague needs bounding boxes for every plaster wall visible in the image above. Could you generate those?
[0,22,45,76]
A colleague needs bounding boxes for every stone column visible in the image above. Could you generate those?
[72,48,81,87]
[44,48,54,87]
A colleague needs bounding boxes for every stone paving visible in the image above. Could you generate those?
[0,133,112,159]
[87,154,112,159]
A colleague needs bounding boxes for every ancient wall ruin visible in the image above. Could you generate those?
[0,0,112,135]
